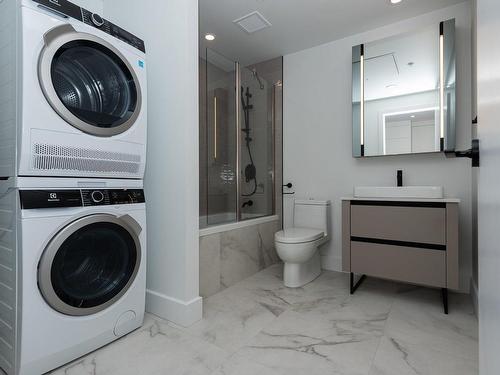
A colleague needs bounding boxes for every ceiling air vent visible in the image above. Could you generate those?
[233,11,272,34]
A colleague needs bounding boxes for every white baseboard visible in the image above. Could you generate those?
[321,254,343,272]
[470,278,478,318]
[146,289,203,327]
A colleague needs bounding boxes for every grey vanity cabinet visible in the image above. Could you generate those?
[342,200,460,293]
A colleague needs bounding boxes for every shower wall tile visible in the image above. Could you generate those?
[199,233,221,298]
[199,220,280,298]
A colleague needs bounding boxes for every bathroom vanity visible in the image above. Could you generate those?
[342,197,459,313]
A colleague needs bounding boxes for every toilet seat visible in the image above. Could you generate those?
[275,228,324,244]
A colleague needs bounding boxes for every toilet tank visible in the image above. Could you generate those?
[293,199,331,236]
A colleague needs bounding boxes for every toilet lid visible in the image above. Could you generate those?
[275,228,324,244]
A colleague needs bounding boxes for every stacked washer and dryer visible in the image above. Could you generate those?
[0,0,148,374]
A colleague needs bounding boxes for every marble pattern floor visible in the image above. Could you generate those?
[50,265,478,375]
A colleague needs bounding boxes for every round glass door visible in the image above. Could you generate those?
[51,40,137,129]
[38,25,142,137]
[38,215,142,316]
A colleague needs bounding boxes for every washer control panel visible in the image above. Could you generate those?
[20,189,145,209]
[33,0,146,53]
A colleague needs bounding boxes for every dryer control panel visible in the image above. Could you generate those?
[32,0,146,53]
[20,189,145,209]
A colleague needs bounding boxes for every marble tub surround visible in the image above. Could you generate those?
[199,219,281,297]
[51,265,478,375]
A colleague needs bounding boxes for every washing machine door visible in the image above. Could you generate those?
[38,24,142,137]
[38,214,142,316]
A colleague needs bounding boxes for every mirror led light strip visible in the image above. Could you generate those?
[439,22,445,150]
[214,96,218,160]
[360,44,365,156]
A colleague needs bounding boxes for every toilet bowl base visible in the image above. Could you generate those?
[283,252,322,288]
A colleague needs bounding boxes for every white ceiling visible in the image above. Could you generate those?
[199,0,464,65]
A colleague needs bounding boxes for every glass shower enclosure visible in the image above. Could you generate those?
[200,48,281,228]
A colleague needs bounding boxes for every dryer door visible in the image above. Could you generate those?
[38,214,142,316]
[38,24,142,137]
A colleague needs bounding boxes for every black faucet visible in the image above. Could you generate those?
[397,170,403,187]
[242,200,254,208]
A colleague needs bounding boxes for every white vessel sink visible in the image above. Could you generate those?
[354,186,444,199]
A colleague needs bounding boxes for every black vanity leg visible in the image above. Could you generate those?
[442,288,449,314]
[350,273,367,295]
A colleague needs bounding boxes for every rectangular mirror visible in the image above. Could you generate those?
[352,19,456,157]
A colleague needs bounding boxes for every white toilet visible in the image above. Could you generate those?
[275,199,331,288]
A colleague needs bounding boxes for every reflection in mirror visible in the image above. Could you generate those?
[352,19,456,158]
[384,109,439,155]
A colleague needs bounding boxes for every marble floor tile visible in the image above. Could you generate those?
[180,284,281,353]
[47,267,478,375]
[210,352,282,375]
[369,336,479,375]
[227,263,285,293]
[297,277,396,322]
[237,310,382,375]
[384,287,478,361]
[50,314,228,375]
[268,270,351,314]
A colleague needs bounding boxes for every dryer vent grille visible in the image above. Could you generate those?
[32,144,141,174]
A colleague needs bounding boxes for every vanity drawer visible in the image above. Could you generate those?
[351,241,446,288]
[351,204,446,245]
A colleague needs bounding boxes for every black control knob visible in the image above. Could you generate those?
[91,13,105,27]
[91,190,105,204]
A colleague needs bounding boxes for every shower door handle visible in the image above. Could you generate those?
[283,183,295,195]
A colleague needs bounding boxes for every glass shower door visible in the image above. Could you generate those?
[239,67,274,220]
[200,49,237,228]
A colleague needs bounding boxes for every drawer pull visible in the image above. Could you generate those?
[351,237,446,251]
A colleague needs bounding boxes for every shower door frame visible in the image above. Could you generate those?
[235,61,242,222]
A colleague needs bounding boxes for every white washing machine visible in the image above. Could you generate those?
[2,0,148,179]
[0,178,146,375]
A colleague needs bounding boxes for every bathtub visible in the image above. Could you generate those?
[199,213,279,236]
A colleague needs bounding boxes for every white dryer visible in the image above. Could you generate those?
[2,0,148,179]
[0,178,146,375]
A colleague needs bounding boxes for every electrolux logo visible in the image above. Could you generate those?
[49,0,61,6]
[48,193,60,202]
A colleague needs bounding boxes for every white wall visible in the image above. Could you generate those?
[284,1,473,292]
[477,0,500,373]
[73,0,103,13]
[103,0,201,326]
[470,0,478,315]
